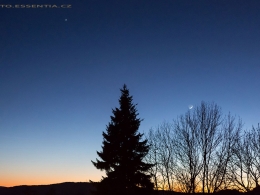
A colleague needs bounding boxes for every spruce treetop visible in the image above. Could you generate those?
[91,84,154,195]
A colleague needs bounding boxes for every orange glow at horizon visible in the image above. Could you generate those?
[0,174,103,187]
[1,160,106,187]
[1,178,102,188]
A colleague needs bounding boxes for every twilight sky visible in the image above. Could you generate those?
[0,0,260,187]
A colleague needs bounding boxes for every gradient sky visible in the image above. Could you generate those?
[1,0,260,187]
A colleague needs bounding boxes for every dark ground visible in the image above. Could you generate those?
[0,182,259,195]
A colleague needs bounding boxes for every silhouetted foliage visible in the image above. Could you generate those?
[214,189,240,195]
[250,185,260,195]
[91,84,154,195]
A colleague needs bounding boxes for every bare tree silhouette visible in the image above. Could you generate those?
[146,101,242,194]
[229,124,260,192]
[145,122,175,191]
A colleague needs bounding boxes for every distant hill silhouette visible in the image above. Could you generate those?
[0,182,94,195]
[0,182,259,195]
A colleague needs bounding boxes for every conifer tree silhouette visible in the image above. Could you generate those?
[91,84,154,195]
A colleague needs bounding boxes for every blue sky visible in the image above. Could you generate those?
[0,0,260,186]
